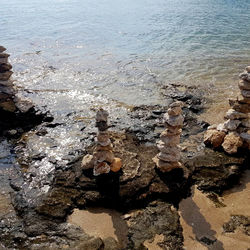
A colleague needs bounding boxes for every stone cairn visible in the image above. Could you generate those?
[204,66,250,154]
[81,108,122,176]
[153,101,184,172]
[0,45,15,112]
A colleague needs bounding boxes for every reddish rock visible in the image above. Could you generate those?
[204,129,226,148]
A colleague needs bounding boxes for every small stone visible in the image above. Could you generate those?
[246,66,250,73]
[157,151,180,162]
[0,46,6,53]
[164,125,182,135]
[94,150,114,163]
[95,144,113,151]
[96,131,111,146]
[0,53,9,58]
[207,124,217,130]
[217,123,227,132]
[156,141,180,155]
[159,134,180,146]
[225,109,248,120]
[96,108,109,122]
[93,162,110,176]
[241,89,250,98]
[241,118,250,128]
[81,154,95,169]
[239,71,250,82]
[153,157,182,172]
[204,129,226,148]
[222,132,243,154]
[110,157,122,172]
[237,94,250,104]
[169,101,184,108]
[229,99,250,113]
[8,129,17,136]
[238,80,250,90]
[0,58,8,64]
[167,106,182,116]
[0,63,12,73]
[163,113,184,127]
[0,71,13,81]
[223,119,241,131]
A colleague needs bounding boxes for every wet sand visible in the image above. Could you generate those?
[179,170,250,250]
[68,207,128,248]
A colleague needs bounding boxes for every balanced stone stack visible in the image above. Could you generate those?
[153,101,184,172]
[204,66,250,154]
[0,45,16,112]
[81,108,122,176]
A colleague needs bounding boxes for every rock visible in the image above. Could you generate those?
[94,150,114,163]
[240,132,250,146]
[165,126,182,135]
[81,154,95,169]
[160,133,180,146]
[241,89,250,98]
[169,101,184,108]
[239,71,250,82]
[0,71,13,81]
[223,119,241,131]
[237,94,250,104]
[96,132,111,146]
[229,99,250,113]
[225,109,248,120]
[153,157,182,172]
[0,100,16,112]
[0,63,12,73]
[14,97,34,113]
[0,46,6,52]
[103,237,120,250]
[74,237,103,250]
[110,157,122,172]
[156,141,180,155]
[163,113,184,127]
[217,123,227,132]
[157,151,180,162]
[222,132,243,154]
[96,108,109,122]
[246,66,250,73]
[204,129,226,148]
[96,144,113,151]
[241,118,250,128]
[93,162,110,176]
[167,106,182,116]
[238,80,250,90]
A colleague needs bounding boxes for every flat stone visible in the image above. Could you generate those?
[229,99,250,113]
[164,125,182,135]
[239,71,250,82]
[204,129,226,148]
[95,144,113,151]
[94,150,114,163]
[167,106,182,116]
[169,101,184,108]
[241,89,250,98]
[0,71,13,81]
[0,58,8,64]
[81,154,95,170]
[225,109,248,120]
[156,141,180,155]
[238,80,250,90]
[223,119,241,131]
[157,151,180,162]
[237,94,250,104]
[0,63,12,73]
[241,118,250,128]
[0,53,9,58]
[0,46,6,53]
[222,132,243,154]
[160,133,180,146]
[163,113,184,127]
[153,157,182,172]
[96,131,111,146]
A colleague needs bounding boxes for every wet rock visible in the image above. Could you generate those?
[204,129,226,148]
[222,132,243,154]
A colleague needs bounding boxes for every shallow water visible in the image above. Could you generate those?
[1,0,250,111]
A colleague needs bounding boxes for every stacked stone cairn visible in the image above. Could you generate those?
[81,108,122,176]
[204,66,250,154]
[0,45,15,112]
[153,101,184,172]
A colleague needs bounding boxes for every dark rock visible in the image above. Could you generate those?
[0,63,12,73]
[223,215,250,236]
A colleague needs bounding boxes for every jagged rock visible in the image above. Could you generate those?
[204,129,226,148]
[223,119,241,131]
[222,132,243,154]
[96,131,111,146]
[225,109,248,120]
[240,132,250,149]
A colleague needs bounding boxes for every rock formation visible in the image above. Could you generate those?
[153,101,184,172]
[81,108,122,176]
[204,66,250,154]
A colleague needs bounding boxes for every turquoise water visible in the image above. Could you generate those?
[1,0,250,106]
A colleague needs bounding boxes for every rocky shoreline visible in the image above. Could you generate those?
[0,48,249,249]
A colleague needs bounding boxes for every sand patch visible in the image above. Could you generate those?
[179,170,250,250]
